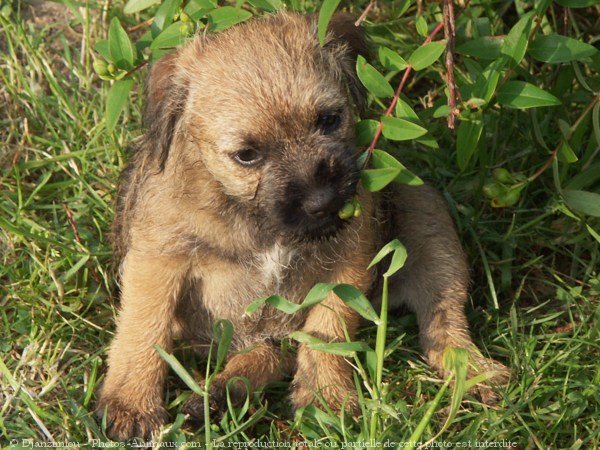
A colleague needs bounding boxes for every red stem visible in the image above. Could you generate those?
[355,1,376,27]
[443,0,457,129]
[361,22,444,168]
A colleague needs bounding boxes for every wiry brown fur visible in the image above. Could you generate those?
[98,12,508,440]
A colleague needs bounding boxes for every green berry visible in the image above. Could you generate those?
[338,201,355,220]
[482,182,505,199]
[93,59,109,76]
[107,63,116,74]
[353,200,362,218]
[1,4,12,18]
[492,188,521,208]
[492,168,513,184]
[180,22,193,35]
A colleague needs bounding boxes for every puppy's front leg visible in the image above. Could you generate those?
[97,251,189,440]
[291,229,375,415]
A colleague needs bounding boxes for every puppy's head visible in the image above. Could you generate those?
[143,12,367,242]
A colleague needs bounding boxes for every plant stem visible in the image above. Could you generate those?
[443,0,457,129]
[526,92,600,184]
[375,276,389,388]
[205,343,214,450]
[355,0,375,27]
[369,275,390,440]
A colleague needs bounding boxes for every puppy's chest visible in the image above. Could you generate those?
[193,244,313,326]
[257,244,296,287]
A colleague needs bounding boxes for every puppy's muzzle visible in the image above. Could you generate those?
[277,151,359,239]
[302,186,340,219]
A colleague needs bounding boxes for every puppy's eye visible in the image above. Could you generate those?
[232,149,263,167]
[316,112,342,134]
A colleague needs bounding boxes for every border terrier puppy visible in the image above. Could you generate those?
[97,12,508,440]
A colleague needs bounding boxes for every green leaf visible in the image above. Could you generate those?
[586,224,600,244]
[555,0,599,7]
[457,36,504,60]
[135,30,153,54]
[247,0,283,12]
[213,319,234,372]
[361,167,402,192]
[381,116,427,141]
[497,81,561,109]
[529,34,598,63]
[415,15,428,37]
[466,97,486,108]
[378,47,408,71]
[124,0,160,14]
[288,331,325,346]
[208,6,252,32]
[416,133,439,149]
[433,104,451,118]
[245,295,303,316]
[365,350,377,380]
[394,98,419,121]
[456,113,483,170]
[331,284,380,324]
[558,141,578,163]
[408,41,446,71]
[155,345,204,395]
[394,98,439,148]
[385,243,408,277]
[108,18,135,70]
[310,341,373,357]
[566,162,600,190]
[288,332,372,357]
[245,283,379,324]
[472,58,504,103]
[151,0,182,35]
[368,239,402,269]
[355,119,379,146]
[368,239,408,277]
[563,190,600,217]
[356,55,394,98]
[150,22,187,50]
[500,12,534,66]
[356,150,368,169]
[303,283,337,307]
[442,347,469,423]
[317,0,341,47]
[408,376,452,446]
[94,40,111,61]
[184,0,218,20]
[300,283,380,324]
[106,79,134,132]
[371,149,423,186]
[60,254,90,282]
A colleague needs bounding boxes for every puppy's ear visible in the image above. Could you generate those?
[143,49,188,171]
[325,14,369,111]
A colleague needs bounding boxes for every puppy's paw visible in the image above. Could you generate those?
[182,393,204,429]
[290,380,359,417]
[209,376,251,411]
[96,394,168,441]
[429,346,510,405]
[468,356,510,404]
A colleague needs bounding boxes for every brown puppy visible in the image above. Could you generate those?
[97,12,508,440]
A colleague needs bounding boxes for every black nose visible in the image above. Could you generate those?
[303,186,340,218]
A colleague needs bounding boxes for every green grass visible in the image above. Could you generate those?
[1,1,599,448]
